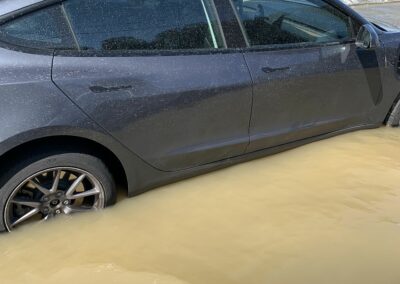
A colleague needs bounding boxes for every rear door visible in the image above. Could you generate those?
[51,0,253,171]
[232,0,381,152]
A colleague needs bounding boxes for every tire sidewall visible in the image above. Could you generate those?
[0,153,116,232]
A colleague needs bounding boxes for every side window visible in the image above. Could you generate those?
[63,0,225,51]
[0,5,75,50]
[233,0,355,47]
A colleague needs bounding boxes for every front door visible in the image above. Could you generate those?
[233,0,382,152]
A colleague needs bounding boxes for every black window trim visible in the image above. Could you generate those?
[205,0,229,48]
[225,0,369,52]
[0,0,69,55]
[0,0,234,57]
[60,0,228,56]
[0,0,371,56]
[213,0,248,48]
[54,47,244,57]
[0,0,64,25]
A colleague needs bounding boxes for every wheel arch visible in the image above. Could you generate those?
[0,131,130,196]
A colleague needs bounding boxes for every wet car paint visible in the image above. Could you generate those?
[52,53,254,171]
[0,0,397,206]
[244,43,382,152]
[0,2,399,282]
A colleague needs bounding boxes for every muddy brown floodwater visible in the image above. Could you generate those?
[1,127,400,284]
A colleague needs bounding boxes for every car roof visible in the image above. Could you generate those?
[0,0,45,17]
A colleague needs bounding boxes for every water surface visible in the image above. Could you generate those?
[1,127,400,283]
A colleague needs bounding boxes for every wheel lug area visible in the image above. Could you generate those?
[40,191,68,215]
[7,168,104,231]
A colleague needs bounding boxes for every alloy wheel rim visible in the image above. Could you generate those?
[4,167,105,231]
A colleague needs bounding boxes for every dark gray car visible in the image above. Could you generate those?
[0,0,399,232]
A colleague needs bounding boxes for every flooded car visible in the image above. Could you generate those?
[0,0,399,232]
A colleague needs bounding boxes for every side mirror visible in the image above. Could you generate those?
[356,24,381,50]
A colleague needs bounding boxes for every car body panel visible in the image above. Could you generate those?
[52,53,253,171]
[0,47,64,145]
[0,46,164,197]
[0,0,397,198]
[378,32,400,121]
[243,42,383,152]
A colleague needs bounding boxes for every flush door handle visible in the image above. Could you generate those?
[261,66,290,73]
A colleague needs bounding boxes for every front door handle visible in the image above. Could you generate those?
[262,66,290,73]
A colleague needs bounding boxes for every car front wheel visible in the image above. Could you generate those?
[0,151,116,232]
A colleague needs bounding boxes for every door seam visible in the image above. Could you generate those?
[49,54,167,172]
[241,52,256,154]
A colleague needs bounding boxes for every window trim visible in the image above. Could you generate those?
[212,0,248,48]
[0,0,230,56]
[54,47,243,57]
[240,38,357,54]
[208,0,228,48]
[226,0,368,51]
[0,0,64,25]
[0,39,54,55]
[0,0,370,56]
[61,0,227,55]
[0,2,77,55]
[201,0,220,48]
[226,0,250,47]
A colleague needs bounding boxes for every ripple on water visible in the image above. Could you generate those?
[1,128,400,284]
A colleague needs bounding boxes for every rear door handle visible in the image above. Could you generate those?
[262,66,290,73]
[89,85,132,93]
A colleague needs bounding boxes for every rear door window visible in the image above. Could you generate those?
[63,0,225,51]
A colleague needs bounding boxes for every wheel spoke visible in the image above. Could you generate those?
[29,180,50,195]
[67,188,100,199]
[11,199,41,208]
[6,167,104,231]
[50,170,61,193]
[11,208,40,227]
[63,206,93,214]
[65,174,86,196]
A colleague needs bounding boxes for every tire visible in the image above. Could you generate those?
[387,99,400,127]
[0,151,117,232]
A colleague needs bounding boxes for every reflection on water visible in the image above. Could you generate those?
[1,128,400,284]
